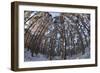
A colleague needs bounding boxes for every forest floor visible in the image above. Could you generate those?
[24,48,90,62]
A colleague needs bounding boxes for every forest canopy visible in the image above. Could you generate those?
[24,11,90,61]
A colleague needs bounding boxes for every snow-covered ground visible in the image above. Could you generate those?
[66,47,90,59]
[24,49,48,61]
[24,48,90,62]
